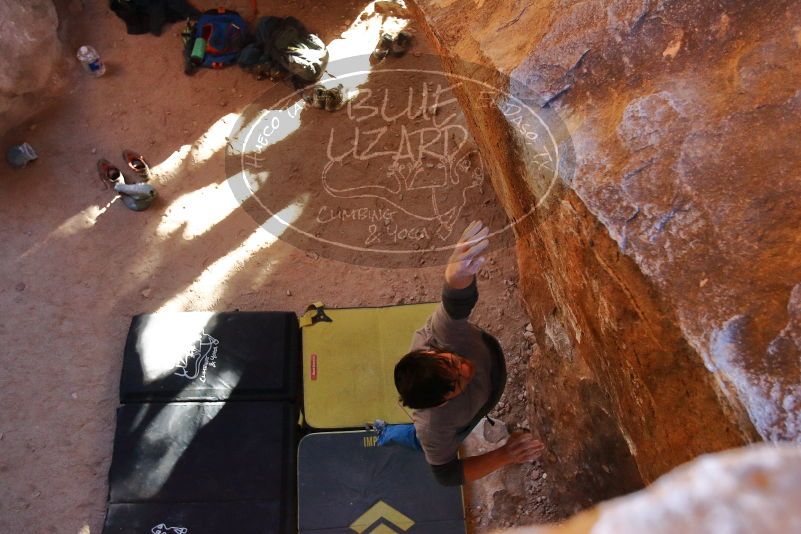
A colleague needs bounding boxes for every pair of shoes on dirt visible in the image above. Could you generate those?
[97,150,156,212]
[371,30,413,63]
[253,62,285,82]
[305,83,347,112]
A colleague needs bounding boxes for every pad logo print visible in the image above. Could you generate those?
[151,524,188,534]
[173,329,220,383]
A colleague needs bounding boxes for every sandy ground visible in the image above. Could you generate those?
[0,1,558,532]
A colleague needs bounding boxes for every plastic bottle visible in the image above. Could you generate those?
[190,37,207,65]
[76,45,106,77]
[5,143,38,169]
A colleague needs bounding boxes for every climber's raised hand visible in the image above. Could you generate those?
[445,220,489,289]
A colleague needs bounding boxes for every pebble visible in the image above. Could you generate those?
[286,289,292,296]
[141,288,152,299]
[91,148,97,155]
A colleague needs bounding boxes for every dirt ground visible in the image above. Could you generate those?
[0,1,558,532]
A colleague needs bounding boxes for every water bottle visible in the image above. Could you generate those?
[6,143,38,169]
[76,45,106,77]
[190,37,206,65]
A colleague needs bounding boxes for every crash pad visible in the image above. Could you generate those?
[108,401,297,504]
[301,303,438,429]
[120,311,300,402]
[297,431,465,533]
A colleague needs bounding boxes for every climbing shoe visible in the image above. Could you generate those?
[122,149,151,181]
[97,159,124,188]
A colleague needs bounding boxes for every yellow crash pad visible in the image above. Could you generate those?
[301,303,438,429]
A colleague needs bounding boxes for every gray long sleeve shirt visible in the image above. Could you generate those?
[409,279,506,486]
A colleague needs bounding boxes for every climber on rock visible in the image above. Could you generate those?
[370,220,545,486]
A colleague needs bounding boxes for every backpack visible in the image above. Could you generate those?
[268,17,328,82]
[192,8,248,69]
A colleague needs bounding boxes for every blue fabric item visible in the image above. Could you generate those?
[376,418,482,452]
[376,424,423,451]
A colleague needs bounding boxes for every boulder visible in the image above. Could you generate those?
[507,444,801,534]
[0,0,66,136]
[410,0,800,512]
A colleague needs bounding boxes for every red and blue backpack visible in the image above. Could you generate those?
[193,8,248,69]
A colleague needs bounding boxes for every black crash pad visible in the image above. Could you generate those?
[103,501,289,534]
[298,431,465,533]
[108,402,296,505]
[120,311,300,402]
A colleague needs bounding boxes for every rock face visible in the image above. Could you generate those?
[0,0,66,136]
[410,0,801,512]
[508,444,801,534]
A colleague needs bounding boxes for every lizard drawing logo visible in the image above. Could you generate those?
[151,524,188,534]
[173,329,220,382]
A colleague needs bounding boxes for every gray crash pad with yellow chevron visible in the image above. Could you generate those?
[298,431,465,533]
[301,303,438,429]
